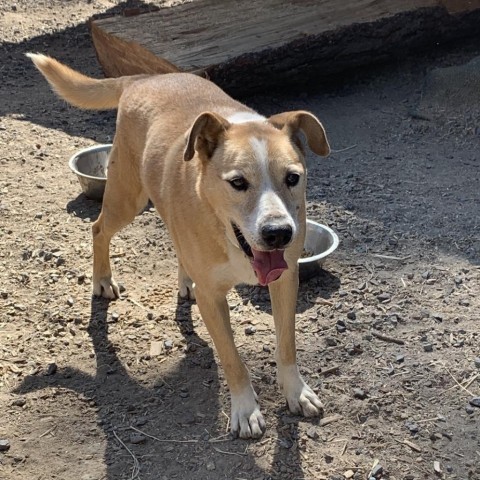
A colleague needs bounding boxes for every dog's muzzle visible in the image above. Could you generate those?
[232,223,288,286]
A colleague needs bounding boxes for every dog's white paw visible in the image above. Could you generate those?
[93,276,120,299]
[279,365,323,417]
[178,270,195,300]
[230,388,266,439]
[178,282,195,300]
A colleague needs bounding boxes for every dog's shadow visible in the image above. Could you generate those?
[14,292,317,479]
[236,267,341,314]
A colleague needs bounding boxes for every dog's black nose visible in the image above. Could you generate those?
[261,224,293,249]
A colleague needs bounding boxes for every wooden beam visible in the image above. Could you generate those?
[90,0,480,94]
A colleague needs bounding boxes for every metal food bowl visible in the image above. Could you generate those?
[69,144,112,200]
[298,219,339,281]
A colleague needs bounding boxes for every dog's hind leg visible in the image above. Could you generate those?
[269,268,324,417]
[178,262,195,300]
[92,144,148,299]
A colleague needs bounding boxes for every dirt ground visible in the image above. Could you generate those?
[1,1,479,480]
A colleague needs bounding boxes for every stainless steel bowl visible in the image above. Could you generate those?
[69,144,112,200]
[298,219,339,281]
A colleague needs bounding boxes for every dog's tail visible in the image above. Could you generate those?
[27,53,141,110]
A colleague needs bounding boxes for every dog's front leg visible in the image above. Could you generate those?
[269,268,323,417]
[195,289,266,438]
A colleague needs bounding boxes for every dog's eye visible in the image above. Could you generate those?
[285,173,300,187]
[228,177,249,191]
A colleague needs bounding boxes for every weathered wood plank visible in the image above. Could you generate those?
[91,0,480,94]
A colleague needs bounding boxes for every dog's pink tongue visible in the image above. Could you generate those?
[251,249,288,286]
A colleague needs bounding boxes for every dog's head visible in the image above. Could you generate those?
[184,110,330,286]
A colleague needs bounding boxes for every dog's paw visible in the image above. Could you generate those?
[178,273,195,300]
[279,365,323,417]
[178,283,195,300]
[230,388,266,439]
[93,276,120,300]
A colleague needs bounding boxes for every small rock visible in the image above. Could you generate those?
[465,405,475,415]
[371,464,383,477]
[306,427,319,440]
[423,343,434,352]
[0,439,10,451]
[353,388,367,400]
[396,354,405,363]
[336,320,347,333]
[150,341,163,356]
[206,460,216,471]
[346,311,356,320]
[263,345,271,353]
[431,312,443,322]
[12,398,26,407]
[405,420,419,434]
[474,358,480,369]
[111,312,120,321]
[344,470,355,479]
[129,433,146,444]
[245,326,256,335]
[147,312,154,320]
[45,363,57,376]
[164,339,173,350]
[66,297,74,307]
[133,417,148,427]
[377,293,390,302]
[458,299,470,307]
[325,337,337,347]
[469,397,480,408]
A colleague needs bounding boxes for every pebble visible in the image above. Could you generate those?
[0,439,10,451]
[474,358,480,369]
[370,464,383,477]
[405,420,420,434]
[423,343,433,352]
[346,311,356,320]
[306,427,319,440]
[12,398,26,407]
[336,320,346,333]
[396,354,405,363]
[353,388,367,400]
[164,339,173,350]
[129,433,146,444]
[325,337,337,347]
[245,326,256,335]
[45,363,57,376]
[465,405,475,415]
[206,460,216,471]
[469,397,480,408]
[377,293,390,302]
[66,297,74,307]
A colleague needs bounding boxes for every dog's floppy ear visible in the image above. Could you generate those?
[184,112,230,161]
[268,110,330,157]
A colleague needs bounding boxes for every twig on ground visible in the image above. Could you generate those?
[394,438,422,452]
[129,426,198,444]
[371,331,405,345]
[371,253,411,261]
[212,446,247,456]
[318,365,340,376]
[444,367,476,396]
[39,424,58,438]
[113,429,140,480]
[319,414,343,427]
[331,144,357,153]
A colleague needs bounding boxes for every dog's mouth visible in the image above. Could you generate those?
[232,223,288,286]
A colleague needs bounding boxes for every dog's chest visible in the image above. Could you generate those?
[211,243,259,287]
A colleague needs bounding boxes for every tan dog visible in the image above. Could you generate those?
[28,53,330,438]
